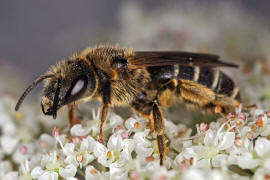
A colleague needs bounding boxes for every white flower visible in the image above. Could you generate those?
[133,130,153,158]
[212,154,228,168]
[181,168,204,180]
[2,171,18,180]
[1,134,19,154]
[2,120,16,135]
[59,164,77,178]
[39,133,56,150]
[31,166,59,180]
[12,143,35,164]
[204,129,235,150]
[173,147,198,169]
[218,131,235,150]
[94,133,135,168]
[70,124,91,136]
[262,158,270,170]
[0,161,12,178]
[38,171,58,180]
[109,163,128,180]
[85,165,103,180]
[104,113,124,132]
[31,166,44,179]
[125,116,145,132]
[199,127,235,163]
[253,168,270,180]
[254,138,270,157]
[63,142,95,168]
[237,153,259,169]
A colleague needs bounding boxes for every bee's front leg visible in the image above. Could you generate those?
[151,101,167,166]
[67,103,82,128]
[67,103,75,127]
[99,81,111,142]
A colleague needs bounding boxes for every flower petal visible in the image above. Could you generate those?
[204,130,215,146]
[107,134,122,151]
[31,166,44,179]
[70,124,90,136]
[1,135,19,154]
[59,164,77,178]
[237,153,259,169]
[254,138,270,157]
[218,132,235,150]
[38,171,58,180]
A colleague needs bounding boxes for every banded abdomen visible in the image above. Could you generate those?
[147,65,240,113]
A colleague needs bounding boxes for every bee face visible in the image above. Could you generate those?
[41,60,97,118]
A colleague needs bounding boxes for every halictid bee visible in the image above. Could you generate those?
[15,44,241,165]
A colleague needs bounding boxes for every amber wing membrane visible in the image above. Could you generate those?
[128,51,238,68]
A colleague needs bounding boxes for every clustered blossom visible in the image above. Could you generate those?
[0,92,270,180]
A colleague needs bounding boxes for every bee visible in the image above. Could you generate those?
[15,44,240,165]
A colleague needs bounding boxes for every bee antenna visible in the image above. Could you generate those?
[52,78,62,119]
[15,74,54,111]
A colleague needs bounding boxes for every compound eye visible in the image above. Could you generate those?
[71,79,85,96]
[65,75,88,102]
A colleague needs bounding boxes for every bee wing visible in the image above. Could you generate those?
[128,51,238,68]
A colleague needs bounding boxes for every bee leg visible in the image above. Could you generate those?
[67,103,75,127]
[99,81,111,142]
[146,117,154,135]
[151,101,167,166]
[156,79,177,104]
[214,105,226,118]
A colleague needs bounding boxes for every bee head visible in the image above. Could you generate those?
[15,59,97,119]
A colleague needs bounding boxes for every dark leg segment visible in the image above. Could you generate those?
[152,102,166,166]
[99,81,111,141]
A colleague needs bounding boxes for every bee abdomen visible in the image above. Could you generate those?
[213,71,240,100]
[175,65,240,100]
[147,65,240,102]
[176,65,217,89]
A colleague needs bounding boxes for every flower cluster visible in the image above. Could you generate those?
[0,92,270,179]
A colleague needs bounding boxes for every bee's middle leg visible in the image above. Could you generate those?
[151,101,167,166]
[152,79,177,165]
[131,101,167,166]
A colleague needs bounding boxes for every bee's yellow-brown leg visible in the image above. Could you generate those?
[151,101,167,166]
[145,117,154,135]
[157,79,177,97]
[99,81,111,142]
[67,103,75,127]
[67,103,82,127]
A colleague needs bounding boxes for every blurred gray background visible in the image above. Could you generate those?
[0,0,270,80]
